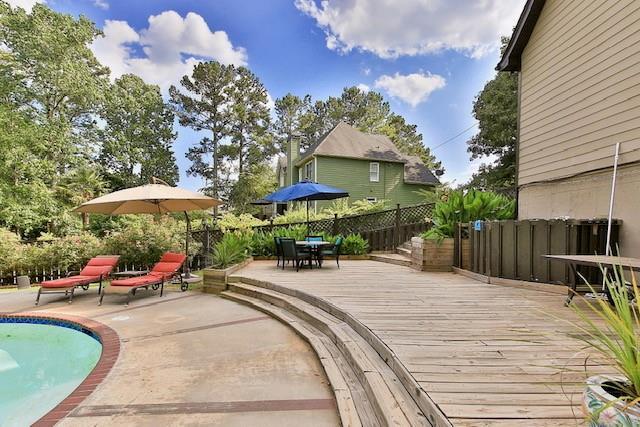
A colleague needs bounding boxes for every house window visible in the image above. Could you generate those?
[365,197,377,203]
[304,161,313,180]
[369,162,379,182]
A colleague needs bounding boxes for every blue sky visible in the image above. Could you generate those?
[13,0,525,190]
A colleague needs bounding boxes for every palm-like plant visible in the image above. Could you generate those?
[422,189,515,240]
[571,265,640,401]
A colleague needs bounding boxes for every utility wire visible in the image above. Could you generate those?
[431,123,478,151]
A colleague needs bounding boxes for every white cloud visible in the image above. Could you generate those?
[356,83,370,93]
[91,11,247,92]
[5,0,43,11]
[295,0,523,59]
[93,0,109,10]
[374,72,445,107]
[362,67,371,76]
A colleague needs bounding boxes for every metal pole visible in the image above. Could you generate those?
[605,143,620,256]
[184,211,191,277]
[306,198,310,236]
[603,142,620,292]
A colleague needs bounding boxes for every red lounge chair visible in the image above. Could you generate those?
[35,255,120,305]
[100,252,186,306]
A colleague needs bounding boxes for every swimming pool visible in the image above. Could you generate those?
[0,317,102,426]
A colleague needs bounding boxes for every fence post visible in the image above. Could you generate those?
[394,204,401,248]
[332,213,339,236]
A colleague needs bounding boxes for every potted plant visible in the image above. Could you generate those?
[203,233,252,294]
[568,264,640,425]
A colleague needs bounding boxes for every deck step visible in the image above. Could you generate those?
[370,253,412,268]
[223,282,429,427]
[396,247,411,257]
[399,241,412,251]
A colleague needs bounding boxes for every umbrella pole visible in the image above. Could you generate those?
[184,211,191,277]
[307,199,310,236]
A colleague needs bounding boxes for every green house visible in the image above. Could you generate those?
[276,122,439,212]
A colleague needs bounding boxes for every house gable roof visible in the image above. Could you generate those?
[496,0,546,72]
[297,122,405,165]
[297,122,439,186]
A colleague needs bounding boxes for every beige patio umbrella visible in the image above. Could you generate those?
[74,178,222,276]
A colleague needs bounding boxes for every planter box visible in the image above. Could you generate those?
[202,257,253,294]
[411,237,454,272]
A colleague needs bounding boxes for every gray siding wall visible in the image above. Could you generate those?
[518,0,640,186]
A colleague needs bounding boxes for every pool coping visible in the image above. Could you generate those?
[0,312,120,427]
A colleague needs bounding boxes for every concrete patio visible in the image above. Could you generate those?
[0,287,339,426]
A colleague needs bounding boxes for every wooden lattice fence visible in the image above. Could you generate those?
[191,203,434,267]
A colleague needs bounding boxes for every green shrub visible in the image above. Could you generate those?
[211,232,251,268]
[103,216,201,267]
[272,205,322,224]
[0,230,103,273]
[217,212,266,232]
[341,234,369,255]
[0,228,23,272]
[421,189,515,240]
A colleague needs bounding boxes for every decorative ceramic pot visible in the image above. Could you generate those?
[583,375,640,426]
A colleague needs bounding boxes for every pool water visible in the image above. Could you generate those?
[0,321,102,426]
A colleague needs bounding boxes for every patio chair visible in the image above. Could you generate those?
[304,235,324,265]
[280,238,311,271]
[100,252,186,306]
[319,236,343,268]
[274,236,283,267]
[35,255,120,306]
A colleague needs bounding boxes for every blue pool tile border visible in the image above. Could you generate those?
[0,315,101,343]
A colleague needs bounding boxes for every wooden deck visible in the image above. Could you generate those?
[236,260,613,426]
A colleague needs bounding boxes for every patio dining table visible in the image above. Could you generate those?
[296,241,332,268]
[544,254,640,306]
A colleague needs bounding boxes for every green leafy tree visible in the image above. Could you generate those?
[0,2,109,164]
[466,38,518,190]
[225,67,273,176]
[169,61,235,198]
[227,163,277,214]
[0,104,60,237]
[101,74,178,189]
[0,2,109,236]
[273,93,313,151]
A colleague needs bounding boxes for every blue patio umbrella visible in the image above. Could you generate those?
[263,180,349,233]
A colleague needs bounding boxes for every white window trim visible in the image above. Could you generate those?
[365,197,377,203]
[369,162,380,182]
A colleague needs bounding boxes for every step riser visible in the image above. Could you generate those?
[229,284,401,425]
[230,276,451,427]
[228,282,430,427]
[369,255,412,268]
[228,284,337,337]
[396,248,411,257]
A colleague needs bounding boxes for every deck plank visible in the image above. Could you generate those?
[236,260,610,424]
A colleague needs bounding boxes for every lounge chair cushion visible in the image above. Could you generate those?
[77,256,120,277]
[110,275,162,287]
[40,275,99,288]
[79,265,113,277]
[86,256,120,267]
[110,252,186,287]
[159,252,187,263]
